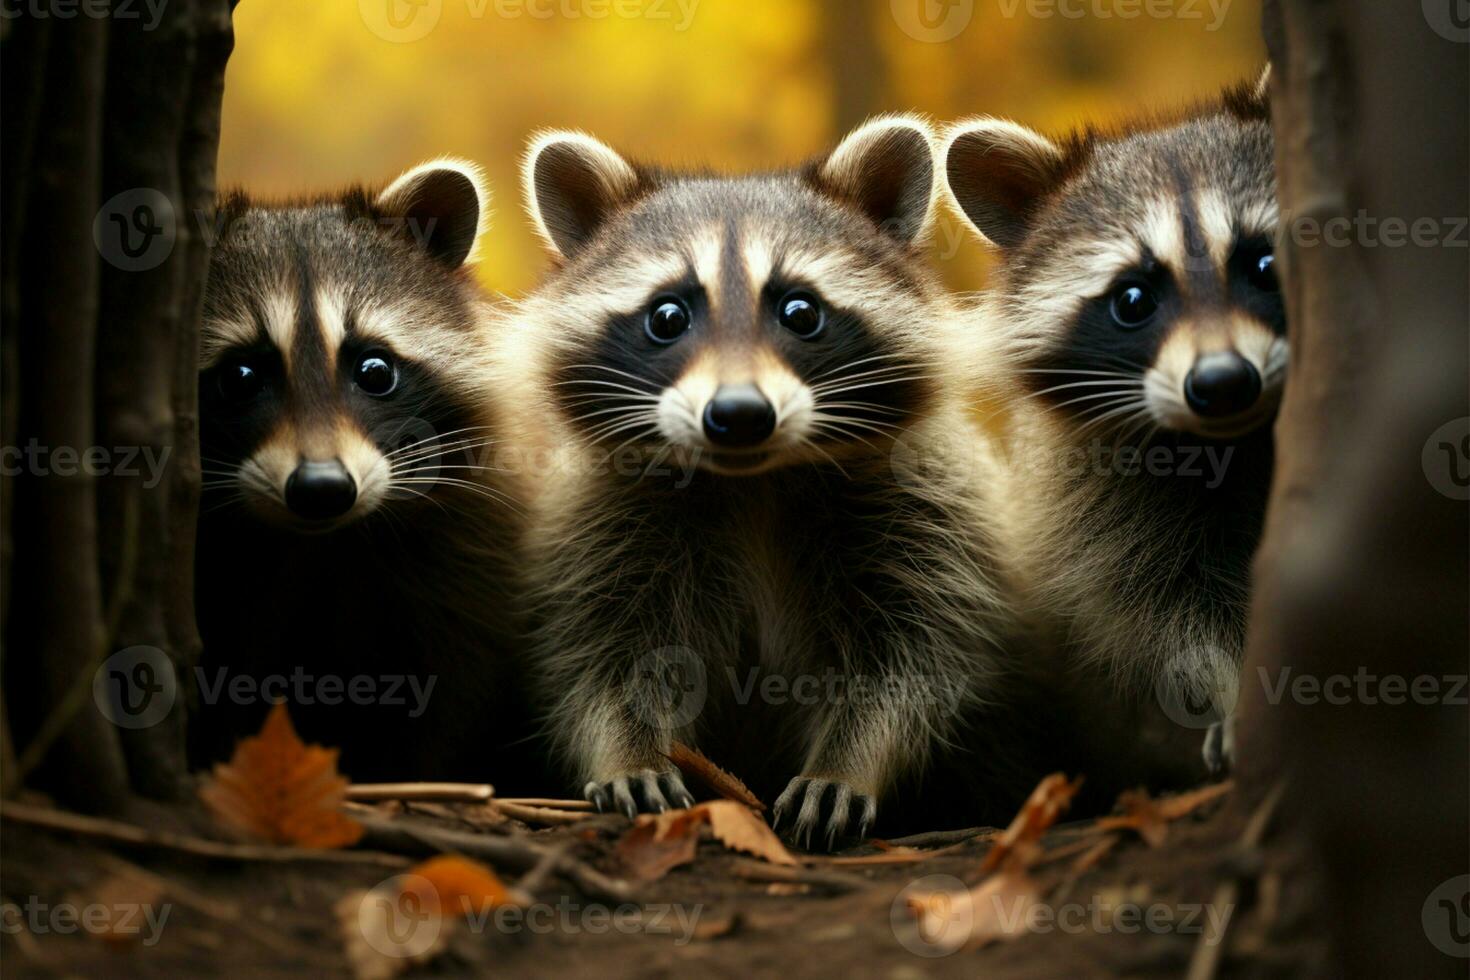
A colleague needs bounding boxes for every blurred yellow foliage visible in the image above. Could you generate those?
[220,0,1264,294]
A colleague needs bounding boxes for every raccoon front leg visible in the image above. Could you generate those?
[773,657,963,850]
[551,647,703,817]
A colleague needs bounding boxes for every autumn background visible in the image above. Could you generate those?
[219,0,1265,295]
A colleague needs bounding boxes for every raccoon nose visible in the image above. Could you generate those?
[284,460,357,521]
[703,384,776,448]
[1184,352,1262,418]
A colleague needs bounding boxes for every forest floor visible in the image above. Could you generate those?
[0,773,1327,979]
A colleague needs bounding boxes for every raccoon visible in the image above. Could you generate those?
[498,117,1017,847]
[942,72,1283,778]
[192,160,535,787]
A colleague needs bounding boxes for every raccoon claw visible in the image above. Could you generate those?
[584,769,694,819]
[1203,717,1236,776]
[772,776,876,852]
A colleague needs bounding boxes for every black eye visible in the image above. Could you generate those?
[1247,250,1278,291]
[646,297,691,344]
[354,352,397,396]
[1110,284,1158,329]
[217,358,264,404]
[777,291,824,339]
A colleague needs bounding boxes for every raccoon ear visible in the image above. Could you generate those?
[523,130,640,259]
[814,114,938,246]
[376,159,489,268]
[943,119,1065,250]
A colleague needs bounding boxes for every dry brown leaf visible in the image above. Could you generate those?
[980,772,1082,873]
[906,869,1043,951]
[664,742,766,811]
[1096,781,1234,847]
[335,856,518,980]
[336,885,448,980]
[614,800,795,879]
[199,703,363,848]
[703,800,796,865]
[615,808,705,881]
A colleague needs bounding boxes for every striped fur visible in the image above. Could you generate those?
[499,118,1021,846]
[943,74,1283,782]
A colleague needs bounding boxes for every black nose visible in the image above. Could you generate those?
[1184,352,1262,418]
[284,460,357,520]
[702,384,776,448]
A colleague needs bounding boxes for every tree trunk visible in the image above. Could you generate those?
[1,1,234,811]
[1242,2,1469,977]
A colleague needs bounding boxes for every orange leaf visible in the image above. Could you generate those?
[408,855,518,912]
[613,801,795,879]
[199,703,363,848]
[1096,781,1234,847]
[664,742,766,811]
[980,773,1081,873]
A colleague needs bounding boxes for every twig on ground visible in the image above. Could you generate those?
[498,798,594,811]
[494,801,590,826]
[880,826,1002,849]
[353,814,637,902]
[345,782,494,803]
[727,857,871,893]
[1185,780,1286,980]
[0,800,411,868]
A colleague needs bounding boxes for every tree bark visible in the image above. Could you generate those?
[1,1,234,810]
[1243,2,1469,977]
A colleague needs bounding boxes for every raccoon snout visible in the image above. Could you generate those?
[702,384,776,448]
[284,460,357,521]
[1183,352,1262,419]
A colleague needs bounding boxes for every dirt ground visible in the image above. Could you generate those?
[0,778,1328,980]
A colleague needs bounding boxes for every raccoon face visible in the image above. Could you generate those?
[200,161,493,531]
[514,118,943,477]
[945,75,1286,442]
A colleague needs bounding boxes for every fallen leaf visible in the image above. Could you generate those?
[336,884,447,980]
[199,703,363,848]
[336,856,518,980]
[906,869,1044,951]
[703,801,796,865]
[664,742,766,811]
[613,801,795,879]
[1095,781,1234,847]
[1069,834,1120,875]
[409,854,519,913]
[615,808,705,881]
[980,773,1082,873]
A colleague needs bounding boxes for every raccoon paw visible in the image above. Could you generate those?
[583,769,695,819]
[772,777,876,853]
[1203,717,1236,776]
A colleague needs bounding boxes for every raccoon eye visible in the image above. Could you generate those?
[646,297,692,344]
[217,358,264,405]
[777,291,824,340]
[1110,284,1158,329]
[354,351,398,396]
[1248,251,1279,291]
